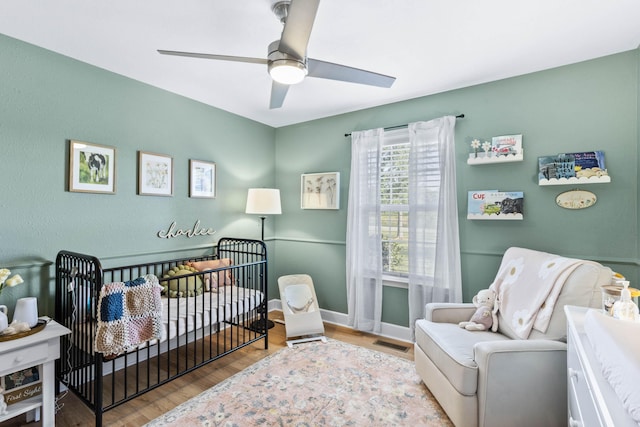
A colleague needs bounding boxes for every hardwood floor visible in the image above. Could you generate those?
[3,312,414,427]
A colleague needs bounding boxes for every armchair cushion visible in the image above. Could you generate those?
[415,318,510,396]
[425,303,477,324]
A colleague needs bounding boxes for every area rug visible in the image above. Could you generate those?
[145,339,452,426]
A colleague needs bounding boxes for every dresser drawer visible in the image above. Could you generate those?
[0,342,48,371]
[568,373,583,426]
[568,331,600,425]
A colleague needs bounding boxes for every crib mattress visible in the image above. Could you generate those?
[76,286,263,352]
[159,285,263,342]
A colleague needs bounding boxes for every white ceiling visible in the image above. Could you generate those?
[1,1,640,128]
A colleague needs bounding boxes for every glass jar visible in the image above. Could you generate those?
[601,284,640,316]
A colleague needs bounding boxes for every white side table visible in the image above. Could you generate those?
[0,320,71,427]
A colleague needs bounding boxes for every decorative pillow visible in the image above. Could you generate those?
[161,264,203,298]
[186,258,233,292]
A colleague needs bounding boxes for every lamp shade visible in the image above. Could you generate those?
[268,60,307,85]
[245,188,282,215]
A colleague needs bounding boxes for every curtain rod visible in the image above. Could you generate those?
[344,114,465,137]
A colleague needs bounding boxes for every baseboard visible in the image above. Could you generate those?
[268,299,411,343]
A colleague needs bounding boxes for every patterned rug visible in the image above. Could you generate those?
[145,339,452,426]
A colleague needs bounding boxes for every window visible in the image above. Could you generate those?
[379,129,441,282]
[346,117,461,334]
[380,141,410,277]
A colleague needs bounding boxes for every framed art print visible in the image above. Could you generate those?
[138,151,173,196]
[301,172,340,209]
[189,159,216,198]
[68,140,116,194]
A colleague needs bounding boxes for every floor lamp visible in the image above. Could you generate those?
[245,188,282,240]
[245,188,282,331]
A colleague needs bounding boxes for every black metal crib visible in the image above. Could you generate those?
[54,237,268,426]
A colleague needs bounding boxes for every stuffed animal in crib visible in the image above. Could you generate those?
[458,289,498,332]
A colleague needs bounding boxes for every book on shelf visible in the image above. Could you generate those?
[538,150,608,181]
[467,190,524,219]
[468,134,523,160]
[491,134,522,157]
[1,365,42,406]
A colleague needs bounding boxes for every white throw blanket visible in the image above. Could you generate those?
[489,247,583,339]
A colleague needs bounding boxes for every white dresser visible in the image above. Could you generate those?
[565,305,638,427]
[0,320,70,427]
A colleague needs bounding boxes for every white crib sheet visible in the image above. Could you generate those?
[82,286,263,353]
[159,286,263,342]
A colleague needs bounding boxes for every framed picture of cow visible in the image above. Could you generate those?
[138,151,174,196]
[68,140,116,194]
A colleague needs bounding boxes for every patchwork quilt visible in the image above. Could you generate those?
[95,274,163,357]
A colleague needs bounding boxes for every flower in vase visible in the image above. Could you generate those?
[482,141,492,157]
[470,139,480,157]
[0,268,23,296]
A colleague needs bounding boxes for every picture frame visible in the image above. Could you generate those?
[189,159,216,198]
[301,172,340,210]
[68,140,116,194]
[138,151,173,196]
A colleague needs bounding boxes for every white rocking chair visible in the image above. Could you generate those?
[277,274,326,347]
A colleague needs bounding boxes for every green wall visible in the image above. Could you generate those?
[2,31,639,332]
[274,49,640,327]
[0,34,276,315]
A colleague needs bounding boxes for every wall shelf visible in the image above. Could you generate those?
[538,175,611,186]
[467,213,523,220]
[467,151,524,165]
[538,151,609,186]
[0,396,41,424]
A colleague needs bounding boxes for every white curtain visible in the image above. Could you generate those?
[408,116,462,338]
[346,128,384,333]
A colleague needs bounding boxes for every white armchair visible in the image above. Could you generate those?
[414,248,612,427]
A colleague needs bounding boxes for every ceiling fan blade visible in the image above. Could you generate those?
[158,50,268,65]
[269,81,290,109]
[307,58,396,88]
[278,0,320,58]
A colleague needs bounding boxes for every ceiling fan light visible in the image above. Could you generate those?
[269,59,307,85]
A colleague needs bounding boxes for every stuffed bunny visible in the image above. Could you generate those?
[458,289,498,332]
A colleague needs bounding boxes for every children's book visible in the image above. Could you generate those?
[1,365,42,406]
[468,190,524,220]
[491,134,523,157]
[538,151,608,182]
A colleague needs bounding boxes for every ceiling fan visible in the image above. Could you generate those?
[158,0,396,109]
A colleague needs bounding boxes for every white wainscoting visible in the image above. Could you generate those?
[268,299,411,343]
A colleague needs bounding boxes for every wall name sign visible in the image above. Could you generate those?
[157,220,216,239]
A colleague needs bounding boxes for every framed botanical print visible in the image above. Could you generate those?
[301,172,340,209]
[138,151,173,196]
[68,140,116,194]
[189,160,216,198]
